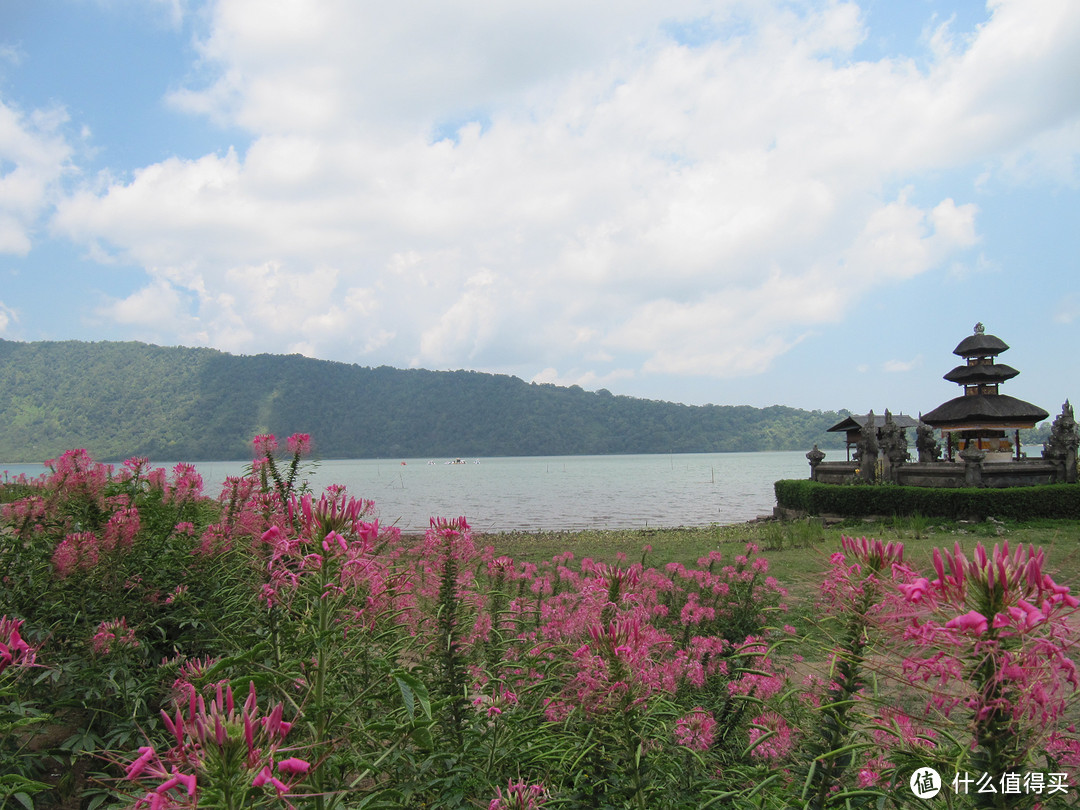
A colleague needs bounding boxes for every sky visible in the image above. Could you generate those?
[1,0,1078,422]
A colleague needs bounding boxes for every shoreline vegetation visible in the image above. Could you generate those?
[3,437,1080,809]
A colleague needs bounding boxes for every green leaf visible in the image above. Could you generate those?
[393,670,431,720]
[394,674,415,719]
[410,725,434,750]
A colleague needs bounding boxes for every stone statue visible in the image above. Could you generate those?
[1043,400,1079,483]
[879,409,910,465]
[854,411,878,481]
[915,418,942,462]
[1044,400,1079,456]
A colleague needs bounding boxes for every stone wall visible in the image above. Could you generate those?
[811,461,857,485]
[810,458,1064,488]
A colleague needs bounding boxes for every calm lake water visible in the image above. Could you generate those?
[1,451,814,533]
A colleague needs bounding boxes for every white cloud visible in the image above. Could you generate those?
[0,100,71,255]
[842,192,979,285]
[883,356,922,373]
[103,277,185,325]
[49,0,1080,386]
[0,300,16,333]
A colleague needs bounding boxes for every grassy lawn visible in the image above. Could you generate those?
[476,515,1080,610]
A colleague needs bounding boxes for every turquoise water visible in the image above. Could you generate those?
[1,451,813,533]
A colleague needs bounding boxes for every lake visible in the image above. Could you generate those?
[1,451,815,533]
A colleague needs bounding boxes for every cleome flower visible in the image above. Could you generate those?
[0,616,37,675]
[904,541,1080,634]
[674,706,717,752]
[91,617,139,656]
[124,681,307,809]
[489,779,546,810]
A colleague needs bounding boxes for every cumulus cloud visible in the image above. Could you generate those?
[102,276,193,328]
[0,100,71,255]
[48,0,1080,388]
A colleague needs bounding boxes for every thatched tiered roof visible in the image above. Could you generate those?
[922,323,1047,430]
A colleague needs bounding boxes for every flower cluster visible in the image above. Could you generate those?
[0,616,36,675]
[907,540,1080,623]
[46,448,109,504]
[52,531,100,578]
[489,779,546,810]
[674,707,717,751]
[747,711,795,764]
[91,617,139,655]
[258,491,394,612]
[103,506,141,551]
[900,541,1080,727]
[124,681,308,808]
[8,435,1080,809]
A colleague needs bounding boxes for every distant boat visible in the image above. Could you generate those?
[444,458,479,465]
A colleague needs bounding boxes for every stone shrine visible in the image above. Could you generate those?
[807,323,1076,489]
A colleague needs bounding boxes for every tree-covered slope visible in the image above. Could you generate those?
[0,339,848,461]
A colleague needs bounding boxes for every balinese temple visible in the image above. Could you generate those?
[921,323,1048,461]
[826,412,918,461]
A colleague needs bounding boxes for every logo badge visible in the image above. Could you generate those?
[910,768,942,799]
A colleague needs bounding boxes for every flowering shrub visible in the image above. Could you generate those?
[123,681,308,809]
[897,541,1080,795]
[790,535,1080,808]
[1,616,49,804]
[2,437,1079,810]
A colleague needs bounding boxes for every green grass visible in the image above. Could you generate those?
[475,517,1080,605]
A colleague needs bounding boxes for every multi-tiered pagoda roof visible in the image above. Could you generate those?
[922,323,1047,430]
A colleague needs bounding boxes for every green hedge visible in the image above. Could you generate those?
[774,479,1080,521]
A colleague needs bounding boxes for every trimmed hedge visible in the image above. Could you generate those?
[774,479,1080,521]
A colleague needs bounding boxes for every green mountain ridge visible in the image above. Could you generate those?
[0,339,850,462]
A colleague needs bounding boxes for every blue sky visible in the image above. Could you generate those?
[1,0,1077,423]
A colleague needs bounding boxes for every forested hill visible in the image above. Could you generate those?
[0,339,848,462]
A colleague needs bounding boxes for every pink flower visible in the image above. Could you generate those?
[253,434,278,456]
[840,535,904,569]
[286,433,312,456]
[674,707,716,751]
[124,746,160,781]
[899,577,932,603]
[748,711,795,764]
[276,757,310,776]
[103,506,141,551]
[252,766,289,797]
[52,532,100,578]
[125,680,302,806]
[155,770,196,798]
[91,617,139,655]
[945,609,988,635]
[489,779,546,810]
[0,616,36,674]
[169,464,204,504]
